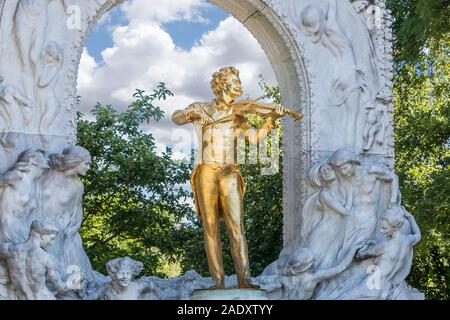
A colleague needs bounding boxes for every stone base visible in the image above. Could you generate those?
[191,289,268,300]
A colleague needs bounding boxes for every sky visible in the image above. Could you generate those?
[78,0,276,159]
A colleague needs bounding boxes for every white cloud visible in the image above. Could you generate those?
[77,49,97,89]
[77,1,276,155]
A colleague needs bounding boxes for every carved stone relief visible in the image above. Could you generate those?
[257,148,423,300]
[0,147,105,299]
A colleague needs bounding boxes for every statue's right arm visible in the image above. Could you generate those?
[172,110,191,125]
[172,104,198,125]
[47,257,67,294]
[320,190,350,216]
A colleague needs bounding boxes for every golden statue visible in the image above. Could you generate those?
[172,67,302,289]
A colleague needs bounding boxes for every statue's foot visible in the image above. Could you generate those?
[238,280,261,290]
[210,280,225,290]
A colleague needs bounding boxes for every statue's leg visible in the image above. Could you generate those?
[219,167,258,289]
[194,165,224,288]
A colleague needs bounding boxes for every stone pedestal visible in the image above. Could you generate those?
[191,289,268,300]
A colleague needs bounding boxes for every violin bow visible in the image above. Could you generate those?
[202,97,264,127]
[203,96,303,127]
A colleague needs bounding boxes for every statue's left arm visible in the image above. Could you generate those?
[242,116,276,145]
[240,105,287,145]
[47,257,67,294]
[404,210,421,246]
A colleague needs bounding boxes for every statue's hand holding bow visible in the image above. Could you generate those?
[268,105,288,120]
[186,111,210,126]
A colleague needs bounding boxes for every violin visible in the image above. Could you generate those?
[205,97,303,127]
[231,97,304,121]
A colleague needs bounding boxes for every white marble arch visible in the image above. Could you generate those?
[0,0,395,247]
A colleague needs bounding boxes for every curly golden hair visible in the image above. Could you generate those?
[210,67,240,97]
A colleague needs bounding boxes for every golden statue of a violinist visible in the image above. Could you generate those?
[172,67,302,289]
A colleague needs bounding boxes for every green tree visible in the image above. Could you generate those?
[77,84,195,276]
[385,0,450,301]
[387,0,450,62]
[393,36,450,299]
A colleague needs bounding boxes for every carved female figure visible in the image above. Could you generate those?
[36,41,63,133]
[38,146,94,282]
[0,149,49,243]
[303,163,351,269]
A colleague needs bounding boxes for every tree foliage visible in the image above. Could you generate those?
[393,36,450,299]
[387,0,450,62]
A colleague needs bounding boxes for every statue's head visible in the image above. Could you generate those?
[14,149,50,173]
[329,149,361,177]
[30,219,59,249]
[380,206,405,237]
[300,5,325,43]
[42,42,63,66]
[50,146,91,176]
[211,67,243,101]
[319,163,337,184]
[106,257,144,288]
